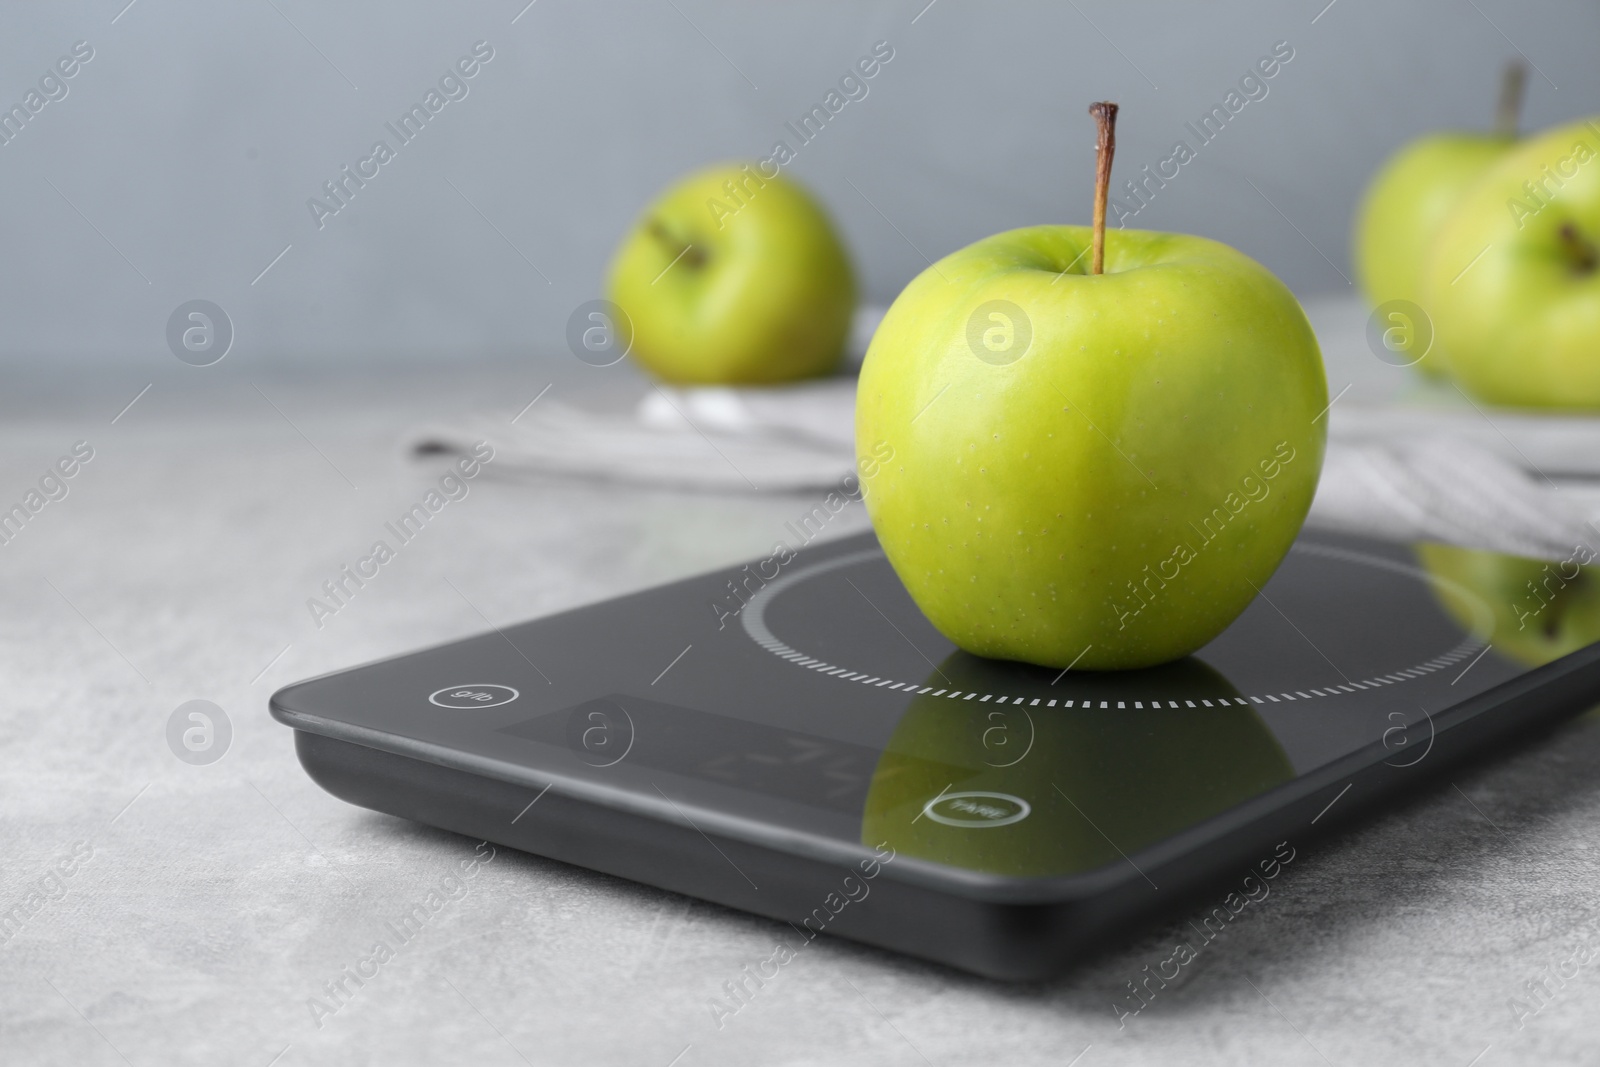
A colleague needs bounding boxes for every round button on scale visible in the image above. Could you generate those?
[428,684,520,710]
[921,791,1032,828]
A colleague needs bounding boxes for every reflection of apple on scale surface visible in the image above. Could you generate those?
[273,103,1600,979]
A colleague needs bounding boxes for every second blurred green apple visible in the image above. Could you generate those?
[1353,64,1525,377]
[606,163,856,384]
[1425,116,1600,408]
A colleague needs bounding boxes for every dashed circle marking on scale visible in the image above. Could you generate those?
[738,544,1489,707]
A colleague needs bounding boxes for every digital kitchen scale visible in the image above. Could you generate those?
[270,530,1600,980]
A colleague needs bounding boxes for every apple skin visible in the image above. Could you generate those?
[855,225,1327,670]
[1416,542,1600,666]
[860,652,1292,877]
[1425,117,1600,408]
[606,163,856,384]
[1353,133,1513,377]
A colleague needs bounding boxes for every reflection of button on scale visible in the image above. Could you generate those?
[429,685,519,709]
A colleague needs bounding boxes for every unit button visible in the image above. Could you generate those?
[428,684,520,709]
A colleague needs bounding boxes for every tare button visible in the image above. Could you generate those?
[921,791,1031,828]
[428,684,520,709]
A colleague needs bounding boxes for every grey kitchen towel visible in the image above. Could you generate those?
[409,377,1600,562]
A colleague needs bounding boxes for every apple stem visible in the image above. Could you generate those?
[1558,223,1598,274]
[1495,60,1527,137]
[647,219,707,270]
[1089,101,1119,275]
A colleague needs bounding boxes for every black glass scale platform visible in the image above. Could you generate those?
[271,530,1600,980]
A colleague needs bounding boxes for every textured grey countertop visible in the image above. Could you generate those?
[4,308,1600,1066]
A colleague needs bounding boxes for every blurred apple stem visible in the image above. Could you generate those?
[647,219,707,270]
[1558,223,1598,274]
[1088,101,1119,275]
[1495,60,1527,137]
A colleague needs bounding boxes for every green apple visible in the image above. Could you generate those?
[861,652,1292,877]
[1417,542,1600,666]
[1425,116,1600,408]
[1353,134,1514,376]
[1353,63,1525,377]
[855,224,1327,670]
[606,163,856,384]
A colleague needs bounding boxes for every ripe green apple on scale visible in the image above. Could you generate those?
[856,101,1328,671]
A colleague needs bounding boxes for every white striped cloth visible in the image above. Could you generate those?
[408,377,1600,563]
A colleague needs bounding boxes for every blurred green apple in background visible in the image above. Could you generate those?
[606,163,856,384]
[860,652,1292,877]
[1352,63,1526,378]
[1425,115,1600,408]
[1416,542,1600,666]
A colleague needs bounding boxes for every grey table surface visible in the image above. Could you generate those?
[4,299,1600,1066]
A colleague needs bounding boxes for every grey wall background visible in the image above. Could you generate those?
[1,0,1595,369]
